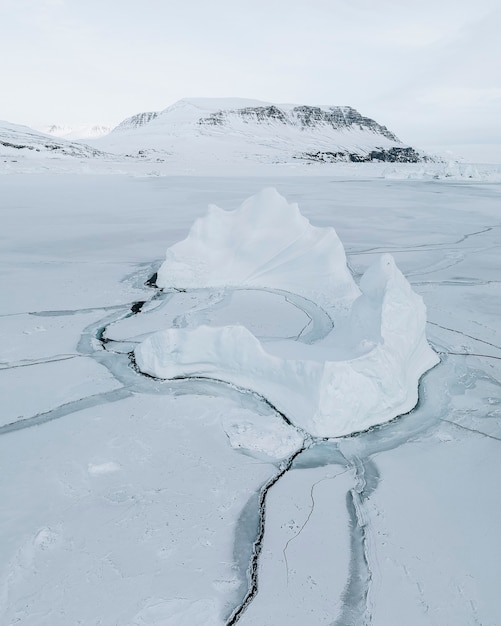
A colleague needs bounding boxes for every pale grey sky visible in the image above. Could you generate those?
[1,0,500,156]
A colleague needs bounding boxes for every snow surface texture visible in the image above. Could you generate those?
[136,189,439,437]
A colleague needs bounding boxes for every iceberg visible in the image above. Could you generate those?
[156,187,360,310]
[136,189,439,438]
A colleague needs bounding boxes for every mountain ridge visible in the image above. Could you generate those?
[38,124,111,140]
[95,98,427,164]
[1,98,431,167]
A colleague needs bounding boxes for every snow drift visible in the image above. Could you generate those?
[136,190,439,438]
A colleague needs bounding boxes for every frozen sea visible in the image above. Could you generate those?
[1,171,501,625]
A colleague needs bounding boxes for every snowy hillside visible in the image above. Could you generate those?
[39,124,111,140]
[112,111,159,132]
[0,120,108,158]
[95,98,427,164]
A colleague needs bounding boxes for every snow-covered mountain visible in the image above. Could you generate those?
[1,98,433,173]
[96,98,427,164]
[39,124,111,140]
[0,120,108,158]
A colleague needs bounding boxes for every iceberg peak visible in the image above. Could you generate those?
[157,188,360,310]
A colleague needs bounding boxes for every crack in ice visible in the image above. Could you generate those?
[333,454,379,626]
[349,224,500,256]
[0,354,80,370]
[0,388,132,436]
[440,418,501,443]
[282,471,350,585]
[225,444,308,626]
[428,321,501,352]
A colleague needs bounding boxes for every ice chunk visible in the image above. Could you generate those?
[221,409,304,460]
[88,462,121,475]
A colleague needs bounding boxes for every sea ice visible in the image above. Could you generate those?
[136,190,439,437]
[2,173,500,624]
[0,356,122,428]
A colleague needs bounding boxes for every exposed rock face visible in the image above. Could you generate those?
[201,105,288,126]
[300,146,429,163]
[199,104,399,142]
[112,111,159,132]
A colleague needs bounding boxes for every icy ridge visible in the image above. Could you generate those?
[136,189,438,438]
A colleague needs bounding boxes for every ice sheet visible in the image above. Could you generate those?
[0,356,121,427]
[1,173,500,624]
[0,394,279,625]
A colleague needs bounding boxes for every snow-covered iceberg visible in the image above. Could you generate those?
[137,190,439,438]
[156,187,360,310]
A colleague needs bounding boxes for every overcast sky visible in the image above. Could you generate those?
[1,0,500,157]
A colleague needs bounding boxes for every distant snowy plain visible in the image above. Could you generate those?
[1,167,501,625]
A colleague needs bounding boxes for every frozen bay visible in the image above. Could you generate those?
[1,173,500,624]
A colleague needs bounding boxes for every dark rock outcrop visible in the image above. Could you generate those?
[299,146,430,164]
[112,111,159,133]
[199,104,399,142]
